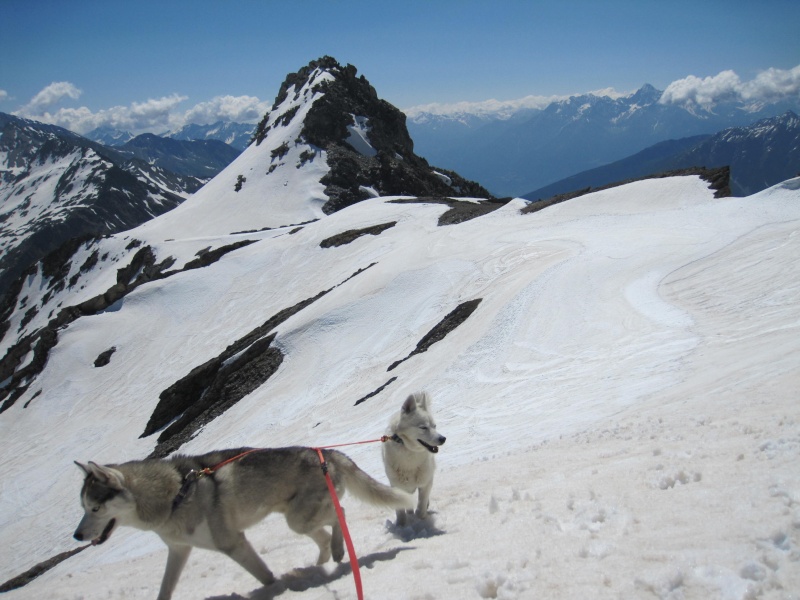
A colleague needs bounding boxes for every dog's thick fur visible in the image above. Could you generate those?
[382,392,446,525]
[73,447,413,600]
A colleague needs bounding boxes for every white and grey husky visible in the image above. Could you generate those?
[382,392,447,525]
[74,447,413,600]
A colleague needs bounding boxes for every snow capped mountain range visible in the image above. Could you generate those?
[168,121,255,151]
[0,112,207,298]
[1,58,799,599]
[87,121,257,153]
[407,84,800,196]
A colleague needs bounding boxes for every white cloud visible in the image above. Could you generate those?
[404,94,569,121]
[0,89,8,101]
[16,92,189,134]
[587,87,631,100]
[404,88,632,121]
[741,65,800,103]
[20,81,83,114]
[14,83,269,135]
[183,95,270,125]
[660,65,800,110]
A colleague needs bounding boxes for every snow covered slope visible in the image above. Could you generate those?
[0,171,798,599]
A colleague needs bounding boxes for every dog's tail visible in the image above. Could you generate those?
[328,451,414,510]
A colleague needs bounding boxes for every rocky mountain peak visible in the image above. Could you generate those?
[252,56,494,214]
[630,83,662,105]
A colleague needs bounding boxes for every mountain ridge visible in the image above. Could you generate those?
[523,111,800,199]
[407,84,800,195]
[0,112,206,299]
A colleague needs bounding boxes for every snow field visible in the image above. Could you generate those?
[1,176,798,599]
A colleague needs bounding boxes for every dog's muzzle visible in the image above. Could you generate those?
[74,518,116,545]
[418,435,446,453]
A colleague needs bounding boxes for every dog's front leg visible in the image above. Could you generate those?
[157,545,192,600]
[222,533,276,587]
[415,482,432,519]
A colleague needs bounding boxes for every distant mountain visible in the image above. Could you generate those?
[168,121,255,151]
[87,122,255,152]
[85,125,135,146]
[672,111,800,196]
[0,112,205,298]
[116,134,242,178]
[523,111,800,200]
[407,85,800,196]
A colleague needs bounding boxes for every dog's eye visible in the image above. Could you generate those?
[92,506,100,513]
[419,426,429,431]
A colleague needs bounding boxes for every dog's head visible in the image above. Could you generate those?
[73,461,132,545]
[397,392,447,454]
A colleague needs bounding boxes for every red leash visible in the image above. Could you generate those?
[313,447,363,599]
[312,437,390,600]
[195,440,390,599]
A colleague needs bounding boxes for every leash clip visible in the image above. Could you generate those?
[172,470,200,511]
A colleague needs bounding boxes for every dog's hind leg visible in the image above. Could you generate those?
[220,533,276,586]
[285,498,338,565]
[307,528,333,565]
[395,508,411,527]
[157,545,192,600]
[331,519,344,563]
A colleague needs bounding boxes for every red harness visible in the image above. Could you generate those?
[178,438,391,600]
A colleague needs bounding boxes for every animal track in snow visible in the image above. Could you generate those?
[654,469,702,490]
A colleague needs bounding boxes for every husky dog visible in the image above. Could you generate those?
[382,392,447,525]
[74,447,413,600]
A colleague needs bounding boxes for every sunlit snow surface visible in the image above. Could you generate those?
[1,175,799,599]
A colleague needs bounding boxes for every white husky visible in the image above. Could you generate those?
[382,392,447,525]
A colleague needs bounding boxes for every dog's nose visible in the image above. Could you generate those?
[73,531,84,542]
[438,435,446,445]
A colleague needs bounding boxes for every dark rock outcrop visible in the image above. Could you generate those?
[143,262,379,457]
[319,222,397,248]
[388,298,483,371]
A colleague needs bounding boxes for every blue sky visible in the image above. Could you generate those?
[1,0,799,134]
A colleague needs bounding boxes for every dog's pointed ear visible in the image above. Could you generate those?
[75,461,91,475]
[86,461,126,490]
[416,392,430,411]
[402,394,417,414]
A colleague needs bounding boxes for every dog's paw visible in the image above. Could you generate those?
[332,545,344,563]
